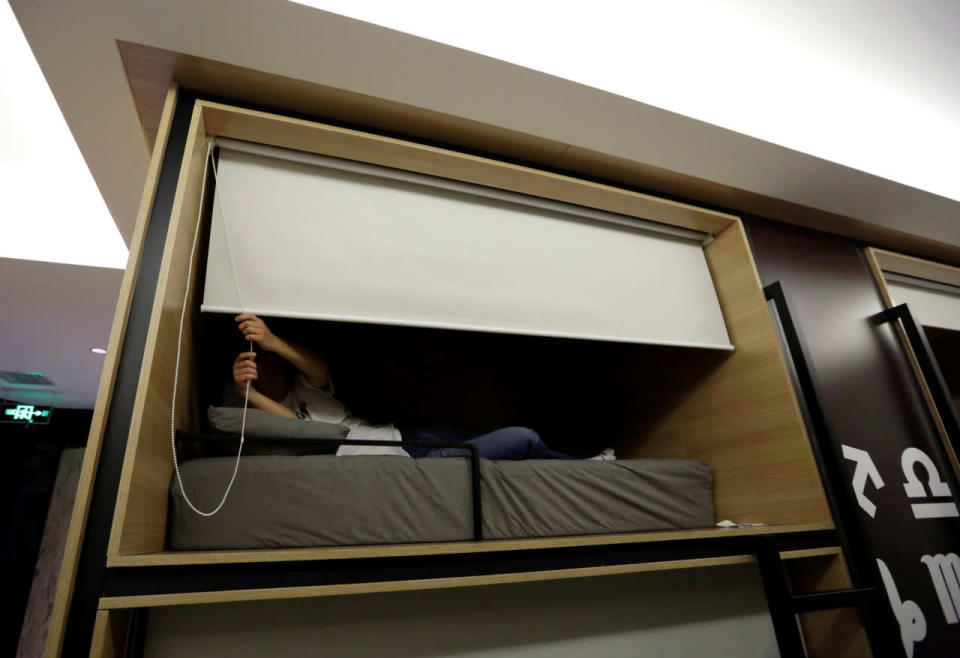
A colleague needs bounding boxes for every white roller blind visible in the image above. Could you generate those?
[886,274,960,332]
[202,141,732,349]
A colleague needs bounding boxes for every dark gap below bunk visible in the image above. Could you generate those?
[192,312,730,459]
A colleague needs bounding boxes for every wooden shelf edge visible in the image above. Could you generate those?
[106,522,835,568]
[98,545,841,610]
[779,546,843,560]
[98,555,757,609]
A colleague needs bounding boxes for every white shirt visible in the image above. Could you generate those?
[282,373,408,457]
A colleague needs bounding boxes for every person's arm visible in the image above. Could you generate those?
[235,313,330,389]
[232,351,297,418]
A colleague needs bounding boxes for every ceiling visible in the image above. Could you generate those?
[294,0,960,204]
[0,258,121,408]
[5,0,960,409]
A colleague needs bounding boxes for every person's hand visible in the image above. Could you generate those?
[232,351,258,397]
[235,313,281,352]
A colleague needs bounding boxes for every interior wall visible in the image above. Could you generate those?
[143,564,779,658]
[16,448,84,658]
[745,216,960,654]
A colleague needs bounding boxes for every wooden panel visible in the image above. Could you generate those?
[778,547,842,560]
[87,611,111,658]
[108,104,210,557]
[88,610,130,658]
[106,522,834,567]
[199,101,737,235]
[117,42,175,150]
[626,222,832,525]
[864,248,898,309]
[788,554,872,658]
[43,85,179,658]
[872,248,960,286]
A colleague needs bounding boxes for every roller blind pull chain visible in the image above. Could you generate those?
[170,137,250,517]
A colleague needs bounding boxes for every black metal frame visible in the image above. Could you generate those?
[101,529,838,598]
[176,431,484,540]
[764,281,903,656]
[765,282,877,570]
[874,303,960,464]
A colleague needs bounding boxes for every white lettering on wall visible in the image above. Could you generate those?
[877,558,927,658]
[921,553,960,625]
[902,447,959,519]
[842,444,884,518]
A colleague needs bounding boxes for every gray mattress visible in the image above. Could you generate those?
[168,456,714,550]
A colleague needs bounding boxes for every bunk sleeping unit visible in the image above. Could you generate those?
[161,129,735,549]
[106,100,832,571]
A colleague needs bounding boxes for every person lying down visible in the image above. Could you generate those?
[231,313,616,460]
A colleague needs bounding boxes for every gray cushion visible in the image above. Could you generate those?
[169,456,715,549]
[207,406,348,440]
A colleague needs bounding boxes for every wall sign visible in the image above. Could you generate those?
[842,444,884,517]
[745,216,960,657]
[921,553,960,625]
[844,444,960,656]
[877,557,927,657]
[1,402,53,424]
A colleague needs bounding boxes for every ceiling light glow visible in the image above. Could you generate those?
[0,3,129,269]
[289,0,960,203]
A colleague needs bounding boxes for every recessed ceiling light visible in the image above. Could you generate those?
[91,348,107,354]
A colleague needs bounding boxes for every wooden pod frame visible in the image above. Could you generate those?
[106,100,832,565]
[865,247,960,480]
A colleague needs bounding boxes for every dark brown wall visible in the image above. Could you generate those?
[745,217,960,657]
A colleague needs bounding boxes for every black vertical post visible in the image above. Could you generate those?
[754,537,805,658]
[60,91,198,657]
[764,281,903,656]
[875,303,960,465]
[468,445,483,540]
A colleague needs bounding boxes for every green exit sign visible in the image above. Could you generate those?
[1,402,53,424]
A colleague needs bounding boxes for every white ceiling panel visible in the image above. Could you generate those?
[295,0,960,204]
[0,258,122,409]
[10,0,960,247]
